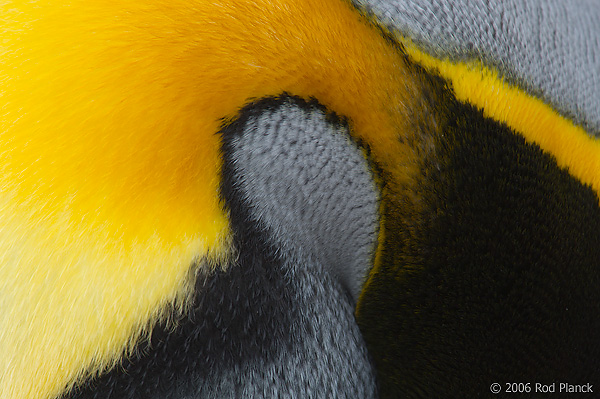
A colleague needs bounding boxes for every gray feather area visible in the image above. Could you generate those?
[228,103,379,304]
[185,263,378,398]
[356,0,600,135]
[176,102,378,398]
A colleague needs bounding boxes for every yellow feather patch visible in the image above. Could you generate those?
[402,40,600,200]
[0,1,424,398]
[1,1,599,398]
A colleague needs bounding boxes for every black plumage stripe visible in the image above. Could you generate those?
[356,95,600,398]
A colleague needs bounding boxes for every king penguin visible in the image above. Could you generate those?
[0,0,599,398]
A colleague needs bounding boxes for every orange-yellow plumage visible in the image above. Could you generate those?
[0,1,420,398]
[403,41,600,198]
[1,1,599,399]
